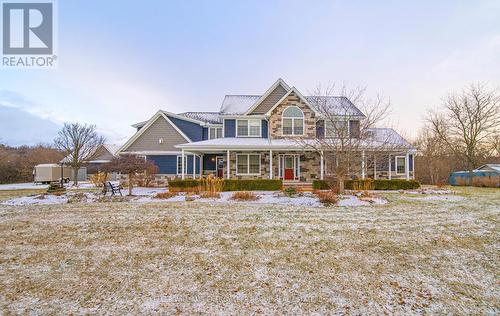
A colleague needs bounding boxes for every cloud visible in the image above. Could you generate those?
[0,104,61,146]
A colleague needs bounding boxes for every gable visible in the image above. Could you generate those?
[123,115,188,152]
[249,84,288,115]
[86,145,114,161]
[167,115,204,141]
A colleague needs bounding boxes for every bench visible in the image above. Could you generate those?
[102,181,123,196]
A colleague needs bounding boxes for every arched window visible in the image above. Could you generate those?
[282,106,304,135]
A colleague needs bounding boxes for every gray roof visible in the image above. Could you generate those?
[305,96,365,117]
[177,112,222,124]
[364,128,415,150]
[219,94,365,117]
[220,95,260,115]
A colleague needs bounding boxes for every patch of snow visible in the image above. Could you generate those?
[405,189,454,195]
[1,194,68,205]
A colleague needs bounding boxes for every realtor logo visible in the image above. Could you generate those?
[1,1,57,68]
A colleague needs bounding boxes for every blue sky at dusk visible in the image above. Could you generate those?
[1,0,499,146]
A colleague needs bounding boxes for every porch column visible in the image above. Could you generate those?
[374,154,377,180]
[388,154,392,180]
[361,150,366,179]
[200,154,204,177]
[181,149,185,180]
[405,152,410,180]
[412,154,415,179]
[320,151,324,180]
[226,150,230,179]
[192,155,196,179]
[269,150,273,179]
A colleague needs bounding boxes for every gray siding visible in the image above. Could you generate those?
[249,84,288,114]
[125,116,187,152]
[87,145,114,161]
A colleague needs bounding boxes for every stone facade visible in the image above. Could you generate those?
[226,150,322,182]
[268,91,316,139]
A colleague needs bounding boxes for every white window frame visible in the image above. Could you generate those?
[236,153,261,175]
[208,126,223,140]
[395,155,406,175]
[324,120,350,138]
[176,155,188,175]
[236,119,261,137]
[281,106,304,136]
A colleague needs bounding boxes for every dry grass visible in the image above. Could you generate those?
[153,191,177,199]
[199,191,220,199]
[315,190,338,206]
[0,187,498,314]
[230,191,259,201]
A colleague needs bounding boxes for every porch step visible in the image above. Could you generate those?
[283,182,314,192]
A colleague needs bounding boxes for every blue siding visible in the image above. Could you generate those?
[167,116,203,142]
[224,119,236,137]
[409,154,414,172]
[261,120,268,138]
[147,155,177,174]
[202,127,209,140]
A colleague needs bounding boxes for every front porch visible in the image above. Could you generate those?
[179,149,415,183]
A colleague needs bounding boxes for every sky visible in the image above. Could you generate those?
[1,0,499,146]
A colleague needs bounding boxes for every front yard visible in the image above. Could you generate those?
[0,187,498,314]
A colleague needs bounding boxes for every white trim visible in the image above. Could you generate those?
[176,155,188,175]
[281,106,304,136]
[264,87,319,117]
[117,111,191,154]
[120,151,182,155]
[269,150,273,179]
[236,153,261,175]
[236,119,262,137]
[411,154,415,179]
[388,154,392,180]
[361,150,366,179]
[395,155,406,175]
[245,78,291,115]
[226,150,230,179]
[181,150,185,179]
[405,153,410,180]
[320,151,324,180]
[208,126,223,139]
[278,154,301,181]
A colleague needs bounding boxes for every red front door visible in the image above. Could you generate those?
[284,156,295,180]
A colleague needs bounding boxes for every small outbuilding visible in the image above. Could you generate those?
[448,164,500,187]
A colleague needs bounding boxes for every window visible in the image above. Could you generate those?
[177,156,187,174]
[209,127,222,139]
[236,119,261,137]
[395,156,406,174]
[282,106,304,136]
[236,154,260,175]
[158,138,164,144]
[325,120,349,138]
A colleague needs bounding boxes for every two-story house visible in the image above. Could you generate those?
[117,79,416,182]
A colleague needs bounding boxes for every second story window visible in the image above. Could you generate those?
[237,119,261,137]
[209,127,222,139]
[282,106,304,136]
[325,120,349,138]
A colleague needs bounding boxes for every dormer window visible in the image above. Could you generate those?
[282,106,304,136]
[209,127,222,139]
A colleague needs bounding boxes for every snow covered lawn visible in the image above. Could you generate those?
[0,186,498,314]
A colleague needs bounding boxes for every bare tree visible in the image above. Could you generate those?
[54,123,105,186]
[303,83,398,193]
[103,155,157,196]
[427,83,500,184]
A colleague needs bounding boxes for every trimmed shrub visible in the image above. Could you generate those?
[313,180,331,190]
[345,179,420,190]
[223,179,282,191]
[168,179,200,193]
[231,191,259,201]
